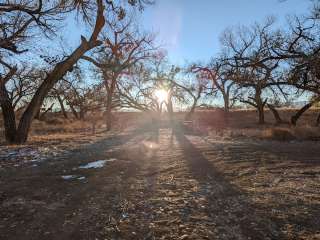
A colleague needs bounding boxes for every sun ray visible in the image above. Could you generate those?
[155,89,168,103]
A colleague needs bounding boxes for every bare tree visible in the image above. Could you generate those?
[1,0,150,143]
[190,59,237,113]
[82,19,155,130]
[221,19,287,124]
[117,63,161,112]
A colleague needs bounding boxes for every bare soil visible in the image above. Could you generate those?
[0,121,320,240]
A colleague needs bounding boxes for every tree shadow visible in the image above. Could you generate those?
[0,123,163,240]
[172,123,285,239]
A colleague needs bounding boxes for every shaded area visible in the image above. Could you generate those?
[172,124,282,239]
[0,122,320,239]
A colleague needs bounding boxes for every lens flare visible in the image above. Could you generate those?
[155,89,168,103]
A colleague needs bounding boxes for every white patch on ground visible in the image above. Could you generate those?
[61,175,86,181]
[61,175,77,180]
[78,159,116,169]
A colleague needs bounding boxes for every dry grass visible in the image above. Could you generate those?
[1,108,320,144]
[191,108,320,141]
[206,125,320,142]
[262,127,296,141]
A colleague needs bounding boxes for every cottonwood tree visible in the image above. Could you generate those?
[53,69,107,120]
[273,10,320,125]
[82,19,155,130]
[0,0,74,142]
[117,63,162,112]
[118,53,190,119]
[190,59,237,113]
[243,2,320,125]
[7,66,38,111]
[144,54,184,120]
[221,19,286,124]
[0,0,151,143]
[169,67,211,120]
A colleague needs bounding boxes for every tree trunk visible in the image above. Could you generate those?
[69,103,79,119]
[79,106,85,120]
[291,102,315,126]
[34,107,41,120]
[167,92,174,122]
[12,1,105,143]
[14,40,102,143]
[257,105,265,124]
[255,88,265,124]
[223,93,230,113]
[267,103,283,124]
[185,103,196,121]
[316,112,320,127]
[105,78,116,131]
[40,103,54,120]
[0,83,17,143]
[57,95,68,119]
[105,100,112,131]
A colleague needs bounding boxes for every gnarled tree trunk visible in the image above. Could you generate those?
[39,103,54,120]
[222,93,230,113]
[291,101,316,126]
[255,88,266,124]
[316,112,320,126]
[57,95,68,119]
[0,83,17,142]
[185,103,196,121]
[267,103,283,124]
[69,103,79,119]
[13,0,105,143]
[105,76,117,131]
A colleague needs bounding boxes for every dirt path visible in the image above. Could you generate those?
[1,124,320,240]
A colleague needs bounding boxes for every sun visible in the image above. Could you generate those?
[155,89,168,103]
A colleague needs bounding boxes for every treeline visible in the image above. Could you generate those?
[1,0,320,144]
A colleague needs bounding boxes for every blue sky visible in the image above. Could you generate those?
[140,0,311,64]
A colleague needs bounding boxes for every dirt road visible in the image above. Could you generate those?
[1,123,320,239]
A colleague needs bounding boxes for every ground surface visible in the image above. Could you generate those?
[1,122,320,240]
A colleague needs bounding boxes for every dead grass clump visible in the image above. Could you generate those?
[229,128,263,139]
[262,128,296,141]
[44,118,66,125]
[58,120,91,132]
[292,126,320,141]
[31,119,92,135]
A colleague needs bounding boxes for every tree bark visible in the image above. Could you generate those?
[257,105,265,124]
[105,77,116,131]
[222,93,230,113]
[12,0,105,143]
[291,102,314,126]
[185,104,196,121]
[316,112,320,127]
[105,100,112,131]
[57,95,68,119]
[255,88,266,124]
[69,103,79,119]
[167,91,174,122]
[0,83,17,142]
[34,107,41,120]
[267,103,283,124]
[79,104,85,120]
[39,103,54,120]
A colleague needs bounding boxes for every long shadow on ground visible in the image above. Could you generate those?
[172,123,285,239]
[0,124,160,240]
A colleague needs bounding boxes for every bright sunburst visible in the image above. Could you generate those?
[155,89,168,103]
